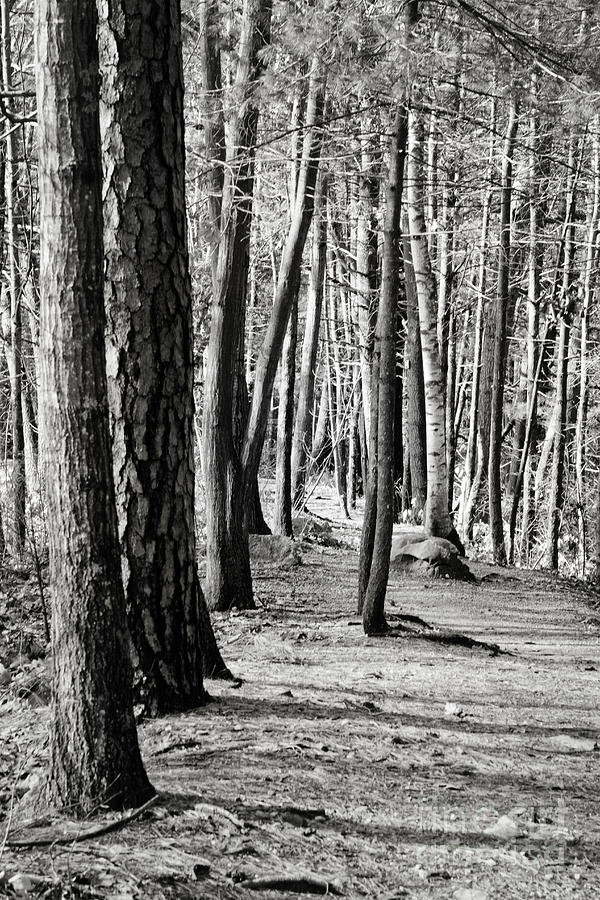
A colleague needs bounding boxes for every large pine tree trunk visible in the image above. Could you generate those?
[35,0,153,812]
[98,0,227,711]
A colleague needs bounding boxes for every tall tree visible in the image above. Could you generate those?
[488,95,518,565]
[361,103,408,635]
[97,0,228,709]
[35,0,153,811]
[407,109,463,551]
[291,173,328,505]
[1,0,26,555]
[201,0,272,611]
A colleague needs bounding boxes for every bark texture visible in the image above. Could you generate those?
[35,0,153,812]
[98,0,225,709]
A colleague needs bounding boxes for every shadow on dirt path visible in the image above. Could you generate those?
[2,499,600,898]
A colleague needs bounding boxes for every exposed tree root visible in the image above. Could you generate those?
[240,874,343,894]
[6,795,158,848]
[386,612,433,629]
[367,617,508,655]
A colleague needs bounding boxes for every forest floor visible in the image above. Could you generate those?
[0,488,600,899]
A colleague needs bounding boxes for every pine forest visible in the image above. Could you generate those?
[0,1,599,898]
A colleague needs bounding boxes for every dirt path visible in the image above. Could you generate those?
[1,510,600,899]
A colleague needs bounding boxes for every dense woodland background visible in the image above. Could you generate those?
[3,2,600,572]
[1,0,600,816]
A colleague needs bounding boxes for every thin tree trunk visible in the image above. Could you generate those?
[459,95,496,541]
[361,103,408,635]
[202,0,272,611]
[402,229,427,520]
[1,2,25,555]
[291,174,328,505]
[546,136,579,570]
[407,110,463,551]
[355,117,379,462]
[273,293,298,535]
[575,124,600,575]
[241,58,325,498]
[488,96,518,565]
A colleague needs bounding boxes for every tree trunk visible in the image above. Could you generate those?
[241,58,325,497]
[201,0,272,611]
[407,110,462,551]
[325,254,349,518]
[402,229,427,520]
[291,174,328,505]
[1,1,25,555]
[546,136,579,570]
[488,97,518,565]
[273,293,298,535]
[355,117,379,462]
[98,0,230,706]
[574,124,600,575]
[458,94,496,541]
[361,103,408,635]
[35,0,153,812]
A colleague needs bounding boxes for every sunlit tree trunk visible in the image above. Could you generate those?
[546,136,579,570]
[407,110,463,551]
[361,103,408,635]
[201,0,272,611]
[241,58,325,498]
[402,229,427,520]
[1,0,25,555]
[273,294,298,535]
[488,96,518,565]
[291,174,328,506]
[575,124,600,575]
[459,94,496,541]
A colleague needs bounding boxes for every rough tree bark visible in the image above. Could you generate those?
[35,0,153,812]
[98,0,229,711]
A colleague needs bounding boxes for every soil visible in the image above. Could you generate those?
[0,491,599,899]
